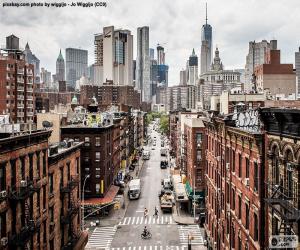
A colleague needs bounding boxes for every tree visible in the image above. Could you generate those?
[159,115,169,135]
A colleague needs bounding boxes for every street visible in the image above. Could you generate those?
[86,127,206,250]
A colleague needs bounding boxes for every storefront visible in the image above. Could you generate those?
[185,181,205,216]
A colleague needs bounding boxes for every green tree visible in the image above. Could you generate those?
[159,115,169,135]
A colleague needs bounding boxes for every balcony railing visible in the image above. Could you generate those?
[61,231,82,250]
[60,175,79,194]
[265,183,300,222]
[61,199,80,224]
[8,218,40,248]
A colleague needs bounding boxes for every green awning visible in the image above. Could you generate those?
[185,181,205,201]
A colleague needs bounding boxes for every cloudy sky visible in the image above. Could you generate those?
[0,0,300,85]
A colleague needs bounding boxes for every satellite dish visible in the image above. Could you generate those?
[42,120,53,128]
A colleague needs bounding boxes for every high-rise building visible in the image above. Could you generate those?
[244,40,275,91]
[24,42,40,77]
[295,47,300,96]
[0,35,35,124]
[94,26,133,86]
[40,67,51,88]
[136,26,151,102]
[150,58,158,100]
[188,49,198,85]
[66,48,88,89]
[55,49,65,81]
[200,3,212,74]
[149,48,155,60]
[157,45,165,65]
[180,69,187,86]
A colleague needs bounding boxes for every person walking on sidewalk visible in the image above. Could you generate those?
[144,207,148,218]
[153,206,158,218]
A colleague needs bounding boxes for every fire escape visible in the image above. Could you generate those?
[265,181,300,234]
[61,175,80,249]
[8,177,41,248]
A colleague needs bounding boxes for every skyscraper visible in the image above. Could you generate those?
[244,40,275,92]
[295,47,300,96]
[66,48,88,89]
[157,45,168,87]
[94,26,133,86]
[136,26,151,102]
[200,3,212,74]
[24,42,40,77]
[56,49,65,81]
[188,49,198,85]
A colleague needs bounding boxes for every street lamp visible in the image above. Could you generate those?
[82,174,90,231]
[193,165,196,221]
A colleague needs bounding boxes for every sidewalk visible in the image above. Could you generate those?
[93,157,145,227]
[172,202,196,225]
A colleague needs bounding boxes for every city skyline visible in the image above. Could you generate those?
[1,0,300,85]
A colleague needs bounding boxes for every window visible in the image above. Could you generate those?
[0,212,6,238]
[95,137,101,147]
[238,153,242,177]
[254,162,259,192]
[84,137,90,146]
[43,222,47,243]
[0,164,6,191]
[43,186,46,211]
[49,207,54,223]
[238,195,242,219]
[245,157,250,178]
[96,184,100,194]
[231,149,235,172]
[95,152,100,162]
[231,188,235,210]
[36,152,40,177]
[49,174,54,194]
[43,150,47,177]
[254,213,258,241]
[37,190,40,211]
[245,202,249,229]
[20,157,25,180]
[76,157,80,174]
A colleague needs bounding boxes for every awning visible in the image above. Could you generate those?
[185,181,205,201]
[82,185,119,206]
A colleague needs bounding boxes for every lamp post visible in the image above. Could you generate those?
[82,174,90,231]
[193,165,196,221]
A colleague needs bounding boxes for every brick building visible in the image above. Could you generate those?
[0,130,87,250]
[0,35,35,124]
[182,116,206,214]
[204,111,266,250]
[61,124,115,198]
[80,82,141,109]
[260,108,300,245]
[254,49,296,97]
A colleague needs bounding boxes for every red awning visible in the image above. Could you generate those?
[82,185,120,206]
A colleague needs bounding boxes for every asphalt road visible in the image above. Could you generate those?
[86,125,207,250]
[110,129,180,248]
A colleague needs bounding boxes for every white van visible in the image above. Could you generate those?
[129,179,141,199]
[142,150,150,160]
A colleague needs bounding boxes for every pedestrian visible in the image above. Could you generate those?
[153,206,158,217]
[144,207,148,218]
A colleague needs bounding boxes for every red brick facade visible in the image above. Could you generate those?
[205,117,266,250]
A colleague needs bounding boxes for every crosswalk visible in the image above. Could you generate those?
[110,246,187,250]
[85,226,117,249]
[178,225,204,245]
[118,216,175,226]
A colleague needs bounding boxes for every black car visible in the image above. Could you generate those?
[160,160,168,169]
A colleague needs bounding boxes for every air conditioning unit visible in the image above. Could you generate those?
[216,156,221,162]
[244,178,250,187]
[226,163,230,171]
[20,180,27,187]
[287,163,293,171]
[0,190,7,198]
[1,237,8,246]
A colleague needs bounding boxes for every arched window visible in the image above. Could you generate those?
[285,150,294,198]
[272,147,280,185]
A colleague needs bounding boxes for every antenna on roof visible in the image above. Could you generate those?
[205,2,208,25]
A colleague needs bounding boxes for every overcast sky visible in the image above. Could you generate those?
[0,0,300,85]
